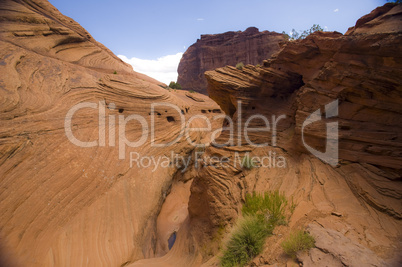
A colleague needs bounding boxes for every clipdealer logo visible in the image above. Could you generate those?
[64,100,339,168]
[301,100,339,167]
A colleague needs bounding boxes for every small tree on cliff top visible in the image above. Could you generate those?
[283,24,324,40]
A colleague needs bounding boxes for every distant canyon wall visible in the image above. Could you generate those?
[177,27,286,94]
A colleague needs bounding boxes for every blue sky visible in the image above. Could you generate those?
[48,0,387,83]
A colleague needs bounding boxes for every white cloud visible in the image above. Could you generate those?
[197,18,204,21]
[118,52,183,84]
[334,8,339,12]
[324,26,328,31]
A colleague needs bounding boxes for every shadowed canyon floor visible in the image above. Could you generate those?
[0,1,402,267]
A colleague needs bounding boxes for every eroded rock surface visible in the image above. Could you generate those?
[0,0,221,266]
[177,27,285,94]
[1,1,402,267]
[301,224,386,267]
[194,3,402,266]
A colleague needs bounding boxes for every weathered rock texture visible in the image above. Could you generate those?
[177,27,285,94]
[195,3,402,266]
[1,1,402,267]
[0,0,222,266]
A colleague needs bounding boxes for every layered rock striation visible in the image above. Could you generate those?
[193,3,402,266]
[177,27,286,94]
[0,0,222,266]
[1,1,402,267]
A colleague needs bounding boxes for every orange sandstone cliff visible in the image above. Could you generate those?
[0,1,401,267]
[196,3,402,266]
[177,27,285,94]
[0,0,221,266]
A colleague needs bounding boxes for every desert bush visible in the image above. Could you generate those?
[281,230,315,259]
[221,191,289,266]
[236,62,244,70]
[220,216,268,267]
[242,191,288,227]
[169,81,182,89]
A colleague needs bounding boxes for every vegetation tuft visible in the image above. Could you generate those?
[169,81,182,89]
[220,216,267,267]
[282,24,323,40]
[241,155,255,170]
[242,191,288,227]
[221,191,289,267]
[236,62,244,70]
[281,230,315,259]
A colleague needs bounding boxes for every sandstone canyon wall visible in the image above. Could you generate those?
[0,0,222,266]
[192,3,402,266]
[0,1,402,267]
[129,4,402,267]
[177,27,285,94]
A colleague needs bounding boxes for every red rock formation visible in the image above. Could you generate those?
[0,0,222,266]
[177,27,286,94]
[190,3,402,266]
[1,1,402,266]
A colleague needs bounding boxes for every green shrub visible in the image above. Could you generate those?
[242,191,288,227]
[189,90,195,93]
[113,70,117,74]
[221,191,290,266]
[236,62,244,70]
[281,230,315,259]
[220,216,268,267]
[241,155,255,170]
[169,81,182,89]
